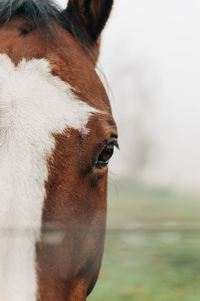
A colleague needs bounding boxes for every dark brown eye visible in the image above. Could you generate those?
[95,140,118,169]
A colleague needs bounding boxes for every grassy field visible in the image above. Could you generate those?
[88,180,200,301]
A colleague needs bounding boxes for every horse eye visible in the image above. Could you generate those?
[95,139,118,169]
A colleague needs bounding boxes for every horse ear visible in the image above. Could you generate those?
[65,0,113,45]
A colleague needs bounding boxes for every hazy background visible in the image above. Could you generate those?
[55,1,200,300]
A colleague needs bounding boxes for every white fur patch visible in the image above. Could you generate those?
[0,55,96,301]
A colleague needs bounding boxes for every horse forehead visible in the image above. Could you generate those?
[0,18,112,113]
[0,54,98,134]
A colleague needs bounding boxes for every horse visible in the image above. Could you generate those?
[0,0,118,300]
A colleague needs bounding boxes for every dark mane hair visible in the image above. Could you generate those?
[0,0,90,47]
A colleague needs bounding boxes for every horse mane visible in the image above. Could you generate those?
[0,0,90,47]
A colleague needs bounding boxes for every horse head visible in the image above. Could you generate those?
[0,1,117,300]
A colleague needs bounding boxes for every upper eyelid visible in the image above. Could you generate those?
[110,137,119,149]
[96,138,118,158]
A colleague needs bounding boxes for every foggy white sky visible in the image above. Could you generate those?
[56,0,200,191]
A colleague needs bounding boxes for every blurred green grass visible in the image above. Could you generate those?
[88,181,200,301]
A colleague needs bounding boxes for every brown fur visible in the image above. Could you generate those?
[66,0,113,46]
[0,1,117,300]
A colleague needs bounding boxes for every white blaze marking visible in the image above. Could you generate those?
[0,55,96,301]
